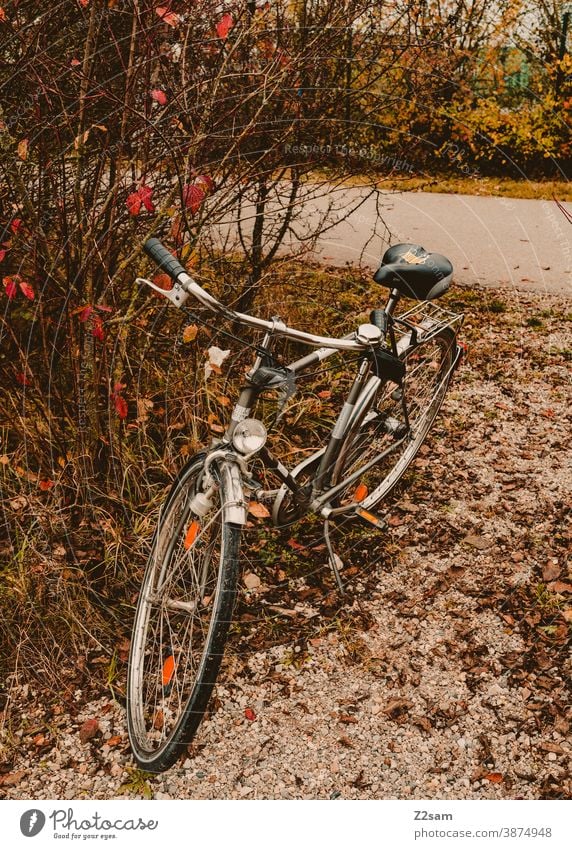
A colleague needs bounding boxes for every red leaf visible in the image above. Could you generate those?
[19,279,34,300]
[91,315,105,341]
[244,708,256,721]
[114,393,128,420]
[139,184,155,213]
[39,479,54,491]
[95,304,113,313]
[71,58,81,67]
[156,6,180,27]
[0,9,7,23]
[3,276,17,299]
[152,273,173,292]
[79,718,99,744]
[216,13,234,39]
[126,192,142,216]
[10,218,22,235]
[127,186,154,215]
[484,772,503,783]
[78,305,94,322]
[78,0,90,7]
[182,182,205,214]
[151,88,167,106]
[0,248,8,261]
[16,371,31,386]
[195,173,215,192]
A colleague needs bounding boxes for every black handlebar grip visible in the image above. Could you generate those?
[370,309,387,333]
[143,238,188,281]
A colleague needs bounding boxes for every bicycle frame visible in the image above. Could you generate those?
[137,248,463,529]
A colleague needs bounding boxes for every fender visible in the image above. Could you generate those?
[219,457,248,526]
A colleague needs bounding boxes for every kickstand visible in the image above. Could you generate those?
[323,519,345,594]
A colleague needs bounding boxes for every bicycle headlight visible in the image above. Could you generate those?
[232,418,267,455]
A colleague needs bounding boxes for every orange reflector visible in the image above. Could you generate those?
[353,483,368,502]
[184,520,200,550]
[162,655,175,688]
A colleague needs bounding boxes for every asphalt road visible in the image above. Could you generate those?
[299,191,572,297]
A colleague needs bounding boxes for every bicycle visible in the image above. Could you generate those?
[126,238,464,772]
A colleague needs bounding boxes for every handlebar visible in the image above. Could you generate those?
[140,237,378,352]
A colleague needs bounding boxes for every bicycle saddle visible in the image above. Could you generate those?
[373,243,453,300]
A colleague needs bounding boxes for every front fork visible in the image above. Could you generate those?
[190,449,248,526]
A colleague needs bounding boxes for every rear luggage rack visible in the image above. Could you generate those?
[392,301,464,347]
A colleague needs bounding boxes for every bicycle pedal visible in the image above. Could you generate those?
[354,506,387,530]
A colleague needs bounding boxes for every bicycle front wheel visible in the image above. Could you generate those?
[332,328,457,510]
[127,456,240,773]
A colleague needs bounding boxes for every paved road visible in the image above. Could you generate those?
[296,191,572,297]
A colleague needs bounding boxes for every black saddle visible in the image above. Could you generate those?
[373,243,453,300]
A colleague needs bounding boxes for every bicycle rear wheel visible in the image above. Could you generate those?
[127,456,240,773]
[332,328,456,510]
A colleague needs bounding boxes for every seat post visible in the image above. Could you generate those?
[384,287,401,317]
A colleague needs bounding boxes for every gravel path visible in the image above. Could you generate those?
[1,285,570,800]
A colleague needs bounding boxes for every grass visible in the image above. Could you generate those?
[310,170,572,201]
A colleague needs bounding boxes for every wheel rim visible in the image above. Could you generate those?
[128,469,225,759]
[333,333,454,508]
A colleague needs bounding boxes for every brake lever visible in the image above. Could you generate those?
[136,277,190,309]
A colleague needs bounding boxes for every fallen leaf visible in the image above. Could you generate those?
[17,138,28,160]
[107,736,122,747]
[539,742,564,754]
[79,718,99,743]
[243,572,261,590]
[38,479,54,491]
[182,324,198,343]
[153,710,164,730]
[338,735,354,748]
[484,772,503,783]
[463,534,493,550]
[0,770,26,786]
[244,708,256,721]
[338,715,358,724]
[412,715,433,732]
[383,698,412,718]
[562,608,572,623]
[287,537,306,551]
[542,562,561,582]
[547,580,572,594]
[248,501,270,518]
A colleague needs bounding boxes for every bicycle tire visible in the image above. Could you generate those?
[332,327,457,510]
[126,455,240,773]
